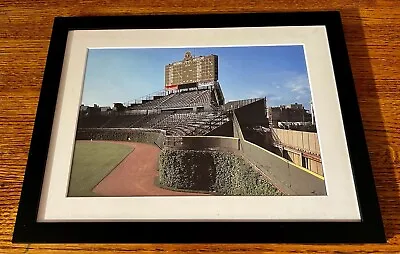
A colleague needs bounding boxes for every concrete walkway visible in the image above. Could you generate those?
[92,141,208,196]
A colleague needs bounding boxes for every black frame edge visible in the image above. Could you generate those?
[12,17,70,243]
[324,11,386,243]
[12,11,386,244]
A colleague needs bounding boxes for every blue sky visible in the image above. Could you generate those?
[81,46,312,110]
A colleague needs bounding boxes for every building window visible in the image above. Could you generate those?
[302,156,309,169]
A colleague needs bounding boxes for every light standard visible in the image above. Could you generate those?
[310,101,315,125]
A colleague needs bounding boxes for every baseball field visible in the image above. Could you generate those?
[68,140,208,197]
[68,140,134,197]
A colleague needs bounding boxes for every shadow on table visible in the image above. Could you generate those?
[341,8,399,240]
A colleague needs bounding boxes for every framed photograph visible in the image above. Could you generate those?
[13,11,386,243]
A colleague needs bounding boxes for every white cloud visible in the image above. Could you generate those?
[247,89,268,99]
[233,73,312,108]
[268,95,283,104]
[284,74,310,95]
[266,73,312,107]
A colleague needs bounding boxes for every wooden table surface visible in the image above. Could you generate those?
[1,0,399,253]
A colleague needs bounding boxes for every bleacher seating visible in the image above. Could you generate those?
[129,89,214,110]
[150,111,229,136]
[132,93,174,110]
[77,115,110,128]
[76,87,229,136]
[193,90,212,106]
[101,115,143,128]
[132,113,171,128]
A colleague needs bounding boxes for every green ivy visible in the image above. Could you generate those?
[76,129,164,147]
[158,149,284,196]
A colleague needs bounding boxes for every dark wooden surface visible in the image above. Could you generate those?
[1,0,399,253]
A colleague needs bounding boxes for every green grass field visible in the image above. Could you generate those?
[68,141,134,197]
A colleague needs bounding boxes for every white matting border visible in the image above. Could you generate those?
[37,26,360,222]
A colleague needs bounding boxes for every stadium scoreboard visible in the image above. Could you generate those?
[165,51,218,91]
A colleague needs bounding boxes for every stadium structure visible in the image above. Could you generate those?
[78,51,228,136]
[73,51,326,197]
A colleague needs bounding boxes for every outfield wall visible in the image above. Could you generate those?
[272,128,320,155]
[164,135,239,152]
[271,128,323,176]
[75,128,166,148]
[233,111,326,196]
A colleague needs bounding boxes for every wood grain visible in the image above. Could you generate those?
[1,0,399,253]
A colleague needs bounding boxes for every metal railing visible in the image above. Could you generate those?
[124,89,168,107]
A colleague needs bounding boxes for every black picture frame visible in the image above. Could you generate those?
[12,11,386,244]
